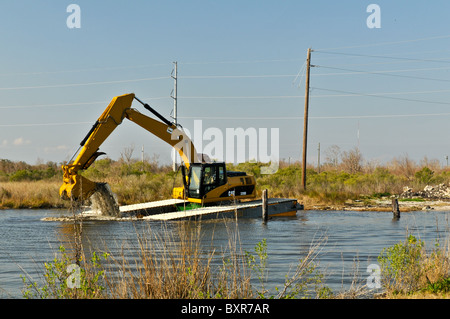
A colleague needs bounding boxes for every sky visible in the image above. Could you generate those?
[2,1,450,167]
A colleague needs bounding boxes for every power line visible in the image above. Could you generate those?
[314,48,450,65]
[178,116,295,120]
[316,65,450,83]
[178,95,302,99]
[292,61,307,88]
[314,34,450,51]
[314,65,450,77]
[178,58,304,65]
[311,88,450,98]
[0,96,168,109]
[0,76,170,90]
[311,87,450,106]
[0,122,91,127]
[179,74,296,79]
[311,112,450,119]
[0,63,171,77]
[179,112,450,120]
[7,86,450,109]
[0,95,306,109]
[1,66,448,91]
[4,109,450,127]
[316,58,448,70]
[0,58,302,78]
[314,50,450,64]
[0,74,298,91]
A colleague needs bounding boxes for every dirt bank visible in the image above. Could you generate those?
[299,183,450,212]
[300,198,450,212]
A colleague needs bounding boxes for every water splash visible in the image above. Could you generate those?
[90,183,121,217]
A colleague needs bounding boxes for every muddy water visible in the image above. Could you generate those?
[1,208,449,298]
[90,183,120,217]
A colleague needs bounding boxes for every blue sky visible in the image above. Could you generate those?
[2,1,450,167]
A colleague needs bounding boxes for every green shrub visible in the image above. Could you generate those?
[378,235,424,293]
[21,245,109,299]
[9,167,57,181]
[9,169,34,181]
[414,167,435,185]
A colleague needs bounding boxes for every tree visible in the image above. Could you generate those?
[390,154,416,180]
[324,145,341,167]
[341,147,363,174]
[120,145,135,164]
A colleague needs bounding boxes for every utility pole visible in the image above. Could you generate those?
[317,143,320,173]
[302,48,312,190]
[141,145,144,172]
[171,61,178,172]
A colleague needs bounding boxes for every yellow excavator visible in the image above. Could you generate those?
[59,93,256,206]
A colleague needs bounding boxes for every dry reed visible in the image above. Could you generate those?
[96,221,253,299]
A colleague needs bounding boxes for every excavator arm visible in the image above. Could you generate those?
[59,93,198,201]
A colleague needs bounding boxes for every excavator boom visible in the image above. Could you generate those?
[60,93,256,205]
[59,93,198,201]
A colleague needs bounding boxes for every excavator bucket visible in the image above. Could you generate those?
[59,166,99,201]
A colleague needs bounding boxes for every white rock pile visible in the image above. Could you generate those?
[401,184,450,199]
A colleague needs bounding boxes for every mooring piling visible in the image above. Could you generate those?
[392,198,400,220]
[262,189,269,222]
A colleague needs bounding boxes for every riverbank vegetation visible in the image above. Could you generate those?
[377,234,450,298]
[20,219,450,299]
[2,149,450,209]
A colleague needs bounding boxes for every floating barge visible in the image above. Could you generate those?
[133,198,302,221]
[47,197,303,222]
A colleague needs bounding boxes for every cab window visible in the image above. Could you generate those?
[218,166,225,185]
[203,166,217,185]
[188,166,202,195]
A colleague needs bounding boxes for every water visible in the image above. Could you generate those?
[90,183,120,217]
[1,208,449,298]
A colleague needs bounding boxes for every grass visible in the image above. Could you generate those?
[3,153,450,209]
[21,217,332,299]
[21,215,450,299]
[105,221,255,299]
[399,198,425,202]
[0,180,65,209]
[377,234,450,298]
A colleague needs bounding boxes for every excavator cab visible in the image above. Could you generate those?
[185,163,227,199]
[174,162,256,204]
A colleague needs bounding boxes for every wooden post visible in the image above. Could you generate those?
[392,198,400,219]
[262,189,268,222]
[302,48,312,190]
